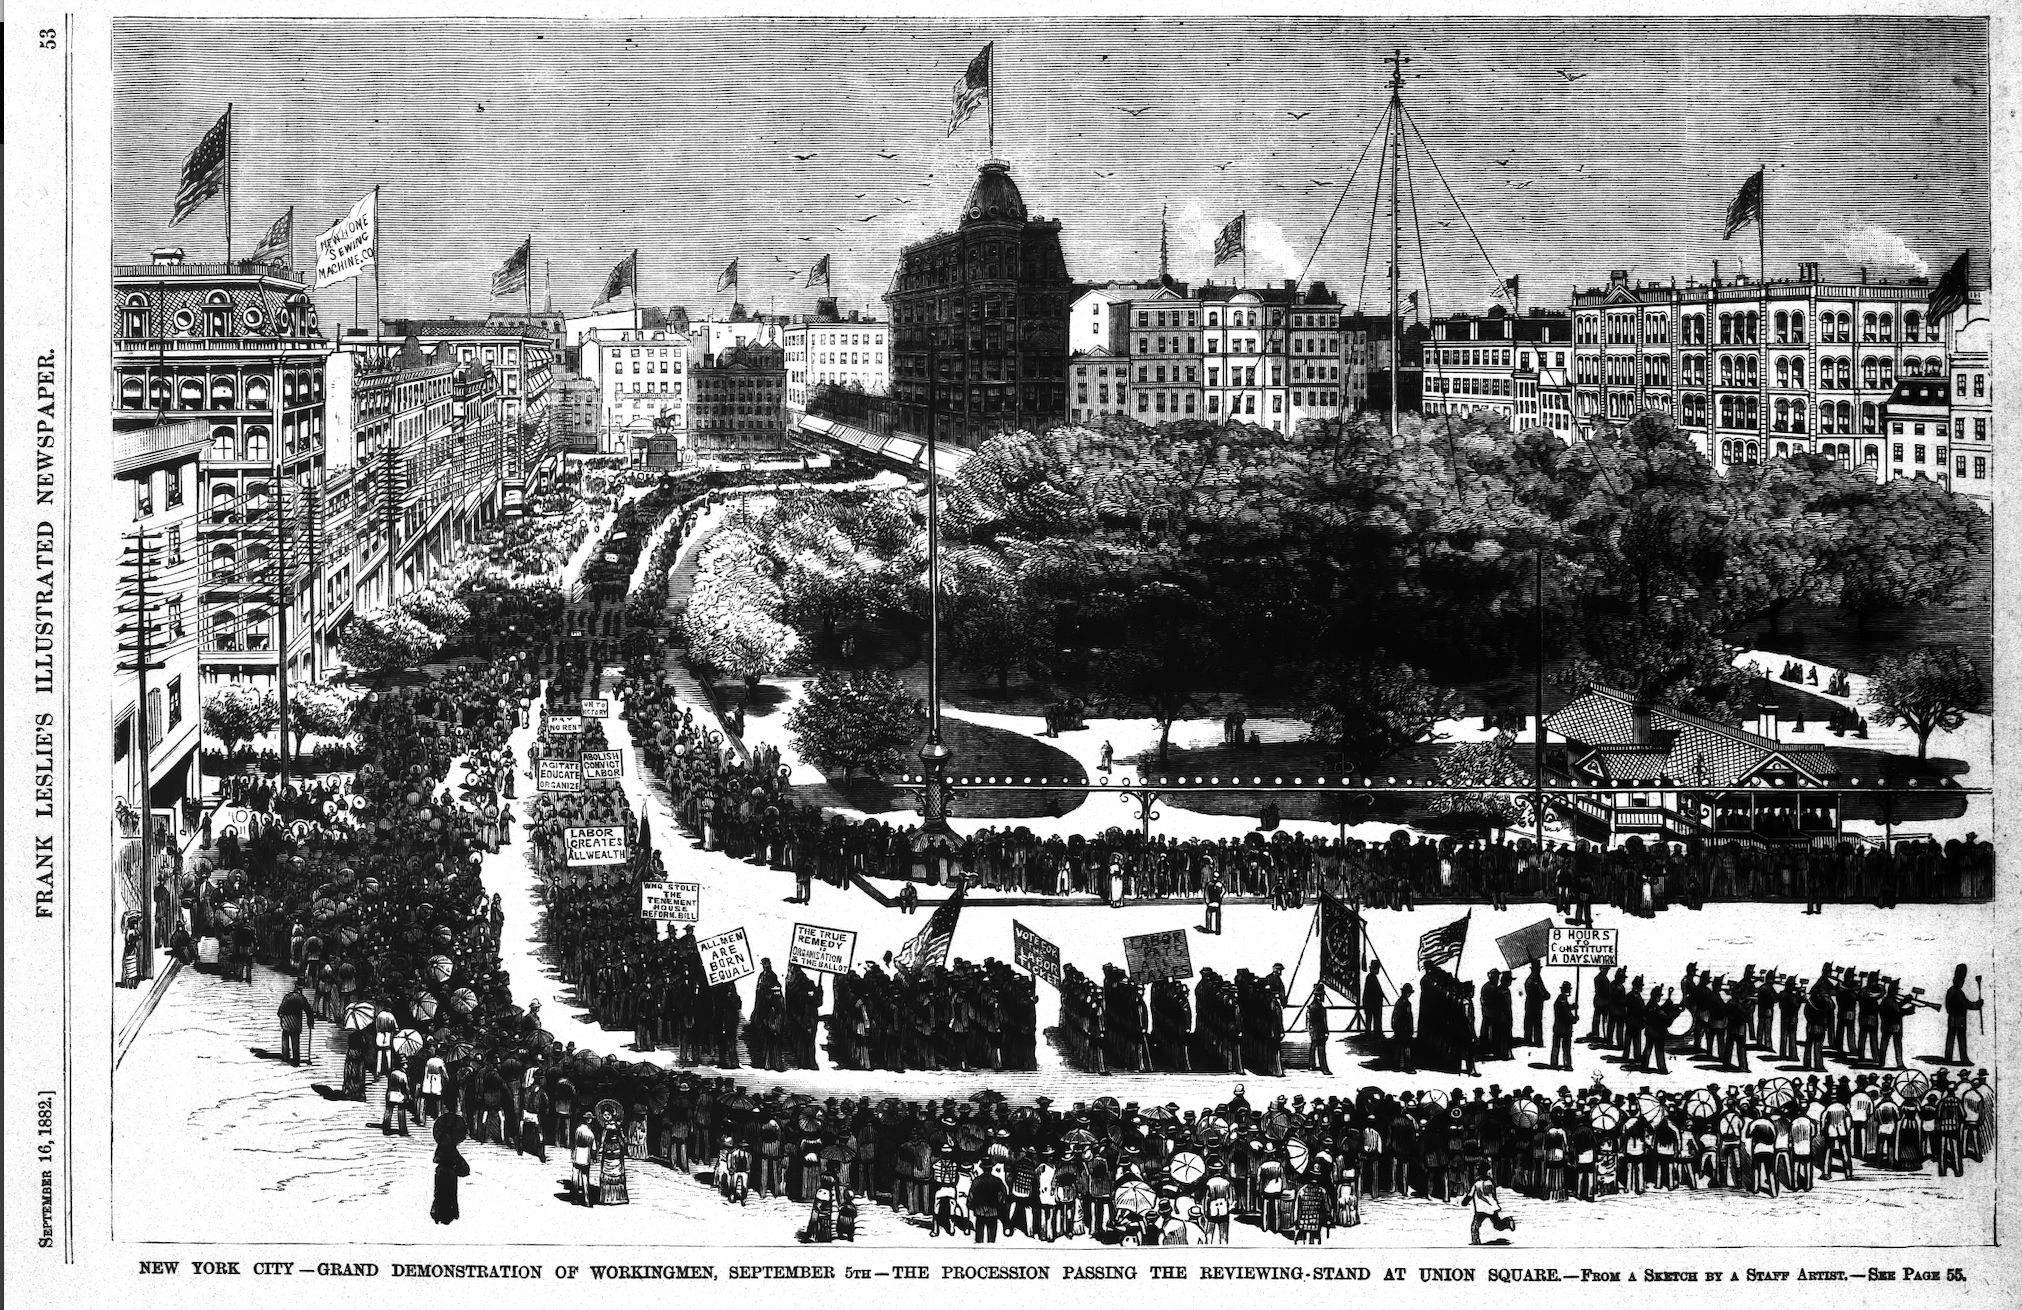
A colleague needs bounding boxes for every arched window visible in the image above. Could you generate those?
[1862,312,1878,342]
[1745,440,1759,463]
[1719,313,1733,345]
[1860,402,1877,434]
[1791,312,1805,343]
[178,377,204,409]
[204,292,232,339]
[1862,359,1880,388]
[242,608,271,650]
[210,607,239,649]
[1775,441,1789,457]
[1926,356,1944,378]
[122,294,150,339]
[1903,310,1921,340]
[209,425,237,462]
[1789,357,1804,389]
[1792,404,1806,434]
[1863,443,1880,465]
[1776,358,1790,389]
[1720,439,1733,463]
[245,376,269,407]
[1878,312,1893,342]
[210,375,236,407]
[1773,399,1789,432]
[1719,356,1733,387]
[120,376,144,408]
[244,425,270,461]
[1745,312,1759,343]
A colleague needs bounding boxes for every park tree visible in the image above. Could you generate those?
[784,668,924,782]
[1713,454,1866,636]
[203,684,279,761]
[1559,605,1755,723]
[1089,580,1216,767]
[1426,730,1534,840]
[339,609,443,675]
[285,683,355,753]
[1864,647,1982,759]
[1306,653,1463,775]
[1829,477,1990,636]
[944,548,1051,690]
[394,588,471,639]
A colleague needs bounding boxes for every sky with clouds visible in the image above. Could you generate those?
[113,16,1990,331]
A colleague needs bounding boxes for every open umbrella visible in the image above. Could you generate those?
[407,991,439,1022]
[1764,1078,1797,1111]
[345,1001,379,1031]
[955,1125,988,1154]
[1685,1089,1721,1121]
[1264,1109,1294,1140]
[1510,1099,1543,1129]
[596,1098,625,1128]
[424,955,455,984]
[1062,1128,1099,1147]
[1197,1115,1230,1147]
[446,987,479,1015]
[1637,1094,1667,1124]
[393,1028,424,1058]
[1590,1103,1623,1132]
[1417,1089,1448,1111]
[1140,1104,1177,1124]
[1167,1150,1208,1185]
[442,1039,475,1064]
[1092,1096,1121,1114]
[1112,1180,1159,1215]
[1286,1137,1314,1175]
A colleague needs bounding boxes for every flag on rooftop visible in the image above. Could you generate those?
[1213,212,1246,266]
[717,257,740,292]
[948,42,993,137]
[491,237,531,296]
[1724,167,1764,239]
[1927,249,1972,324]
[806,254,830,288]
[248,206,293,267]
[170,108,231,226]
[597,249,637,305]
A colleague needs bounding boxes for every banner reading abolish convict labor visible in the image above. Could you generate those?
[699,927,756,986]
[535,758,582,793]
[1123,928,1193,982]
[315,189,377,288]
[1012,920,1061,986]
[640,880,700,923]
[788,923,858,975]
[564,824,628,866]
[1548,926,1619,968]
[581,749,623,781]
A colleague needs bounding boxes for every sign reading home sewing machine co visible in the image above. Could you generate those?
[536,758,582,793]
[564,825,629,866]
[1548,927,1620,968]
[788,923,858,975]
[581,749,624,781]
[1122,928,1194,982]
[640,880,700,923]
[699,927,756,986]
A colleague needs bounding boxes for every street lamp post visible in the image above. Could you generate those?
[914,325,958,876]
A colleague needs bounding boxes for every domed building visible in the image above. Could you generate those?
[883,161,1075,445]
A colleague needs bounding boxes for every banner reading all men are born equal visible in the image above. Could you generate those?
[315,190,377,288]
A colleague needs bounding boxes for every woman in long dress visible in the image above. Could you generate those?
[598,1122,630,1204]
[431,1114,469,1226]
[119,912,143,988]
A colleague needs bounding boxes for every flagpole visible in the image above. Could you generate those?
[987,41,996,161]
[526,236,534,320]
[633,248,641,331]
[224,104,234,264]
[373,185,383,332]
[1758,169,1768,459]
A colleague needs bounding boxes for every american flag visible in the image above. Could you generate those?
[948,43,993,137]
[1213,212,1246,266]
[491,237,531,296]
[717,257,740,292]
[892,880,965,973]
[805,254,831,288]
[1724,166,1764,240]
[1417,912,1470,971]
[597,250,637,305]
[1928,249,1972,324]
[171,108,231,227]
[248,207,293,267]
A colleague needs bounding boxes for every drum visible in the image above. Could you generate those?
[1667,1007,1696,1038]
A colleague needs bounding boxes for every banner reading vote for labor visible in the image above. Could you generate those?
[546,714,584,735]
[564,825,628,866]
[581,699,610,719]
[1548,926,1620,968]
[1122,928,1193,982]
[1012,920,1061,986]
[640,880,700,923]
[536,758,582,793]
[788,922,858,975]
[315,189,377,288]
[1496,917,1557,970]
[581,749,623,781]
[699,927,756,986]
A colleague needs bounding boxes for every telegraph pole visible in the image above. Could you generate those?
[917,325,956,850]
[119,530,167,981]
[1385,49,1410,437]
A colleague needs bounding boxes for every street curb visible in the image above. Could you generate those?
[114,954,183,1069]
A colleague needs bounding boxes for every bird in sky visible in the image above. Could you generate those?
[858,214,879,222]
[856,192,870,199]
[893,196,913,204]
[1507,179,1534,189]
[1094,169,1116,178]
[475,103,485,113]
[1496,158,1512,166]
[1309,178,1330,188]
[877,149,899,159]
[1555,69,1588,82]
[796,234,814,241]
[793,151,817,161]
[1213,161,1235,171]
[1436,220,1454,228]
[1119,105,1152,117]
[1286,110,1310,120]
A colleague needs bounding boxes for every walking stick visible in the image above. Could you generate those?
[1975,975,1983,1036]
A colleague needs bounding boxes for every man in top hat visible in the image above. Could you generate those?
[1306,982,1333,1075]
[1551,983,1578,1071]
[1362,961,1386,1039]
[1943,963,1983,1065]
[1392,985,1417,1074]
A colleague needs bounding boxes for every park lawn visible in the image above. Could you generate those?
[783,715,1088,819]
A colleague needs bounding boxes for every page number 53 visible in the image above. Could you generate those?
[40,28,58,48]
